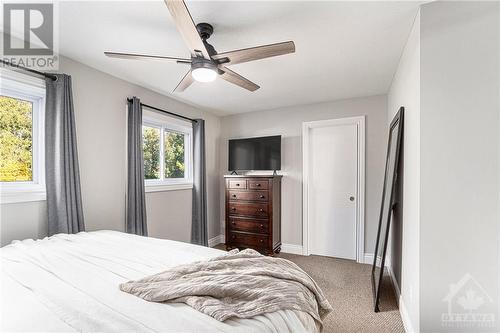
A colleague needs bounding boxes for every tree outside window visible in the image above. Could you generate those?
[142,126,160,179]
[0,96,33,182]
[141,111,192,189]
[164,131,184,178]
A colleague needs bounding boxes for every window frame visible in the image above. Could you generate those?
[142,108,193,192]
[0,69,46,203]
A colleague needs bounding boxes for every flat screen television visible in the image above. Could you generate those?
[228,135,281,171]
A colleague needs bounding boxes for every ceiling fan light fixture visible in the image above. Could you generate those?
[192,67,217,82]
[191,58,217,83]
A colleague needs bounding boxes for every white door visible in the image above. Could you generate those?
[305,121,358,260]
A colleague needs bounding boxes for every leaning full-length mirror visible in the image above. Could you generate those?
[371,107,404,312]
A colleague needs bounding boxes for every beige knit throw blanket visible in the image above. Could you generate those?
[120,248,332,325]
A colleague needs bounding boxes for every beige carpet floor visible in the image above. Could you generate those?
[215,245,404,333]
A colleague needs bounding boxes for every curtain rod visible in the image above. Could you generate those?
[1,59,57,81]
[127,98,197,123]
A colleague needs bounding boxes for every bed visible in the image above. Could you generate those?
[1,230,317,332]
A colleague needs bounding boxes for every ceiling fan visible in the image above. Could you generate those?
[104,0,295,92]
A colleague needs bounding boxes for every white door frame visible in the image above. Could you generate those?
[302,116,365,263]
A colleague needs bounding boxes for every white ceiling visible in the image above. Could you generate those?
[59,1,421,115]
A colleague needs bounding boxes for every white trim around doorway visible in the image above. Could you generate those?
[302,116,365,263]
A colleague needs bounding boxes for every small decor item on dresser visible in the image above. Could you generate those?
[225,175,282,255]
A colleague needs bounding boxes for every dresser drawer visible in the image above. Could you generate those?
[228,202,269,218]
[248,179,269,190]
[228,190,268,202]
[228,179,247,189]
[228,231,268,249]
[228,217,269,234]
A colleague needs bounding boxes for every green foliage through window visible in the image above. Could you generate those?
[142,125,186,181]
[142,126,160,179]
[164,131,185,178]
[0,96,33,182]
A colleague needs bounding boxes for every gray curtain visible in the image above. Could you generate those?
[191,119,208,246]
[45,74,85,236]
[126,97,148,236]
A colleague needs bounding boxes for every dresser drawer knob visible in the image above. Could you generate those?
[232,194,237,198]
[260,224,264,228]
[256,183,261,187]
[259,209,264,212]
[259,239,264,243]
[231,207,236,211]
[236,183,240,186]
[232,235,236,239]
[259,195,265,199]
[231,221,235,225]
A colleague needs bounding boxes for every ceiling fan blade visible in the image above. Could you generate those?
[164,0,210,59]
[212,41,295,65]
[173,70,194,92]
[104,52,191,64]
[219,66,260,92]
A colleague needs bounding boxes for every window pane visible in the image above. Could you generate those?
[142,126,160,180]
[0,96,33,182]
[164,131,185,179]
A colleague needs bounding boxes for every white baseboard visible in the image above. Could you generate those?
[364,253,382,266]
[387,265,401,302]
[399,295,415,333]
[364,253,373,265]
[281,243,303,255]
[363,253,393,268]
[208,234,224,247]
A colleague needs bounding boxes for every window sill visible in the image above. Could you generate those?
[145,183,193,193]
[0,190,47,204]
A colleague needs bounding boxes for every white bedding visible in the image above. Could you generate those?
[0,230,317,332]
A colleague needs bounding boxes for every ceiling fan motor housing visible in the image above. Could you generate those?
[191,57,216,71]
[196,23,213,40]
[191,56,222,75]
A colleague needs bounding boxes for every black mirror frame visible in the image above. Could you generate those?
[371,107,404,312]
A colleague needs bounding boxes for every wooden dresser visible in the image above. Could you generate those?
[225,175,282,255]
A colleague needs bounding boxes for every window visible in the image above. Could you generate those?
[142,109,193,192]
[0,69,46,203]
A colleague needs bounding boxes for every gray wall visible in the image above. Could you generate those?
[388,9,420,333]
[220,95,388,250]
[420,2,499,331]
[0,56,221,246]
[0,201,47,245]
